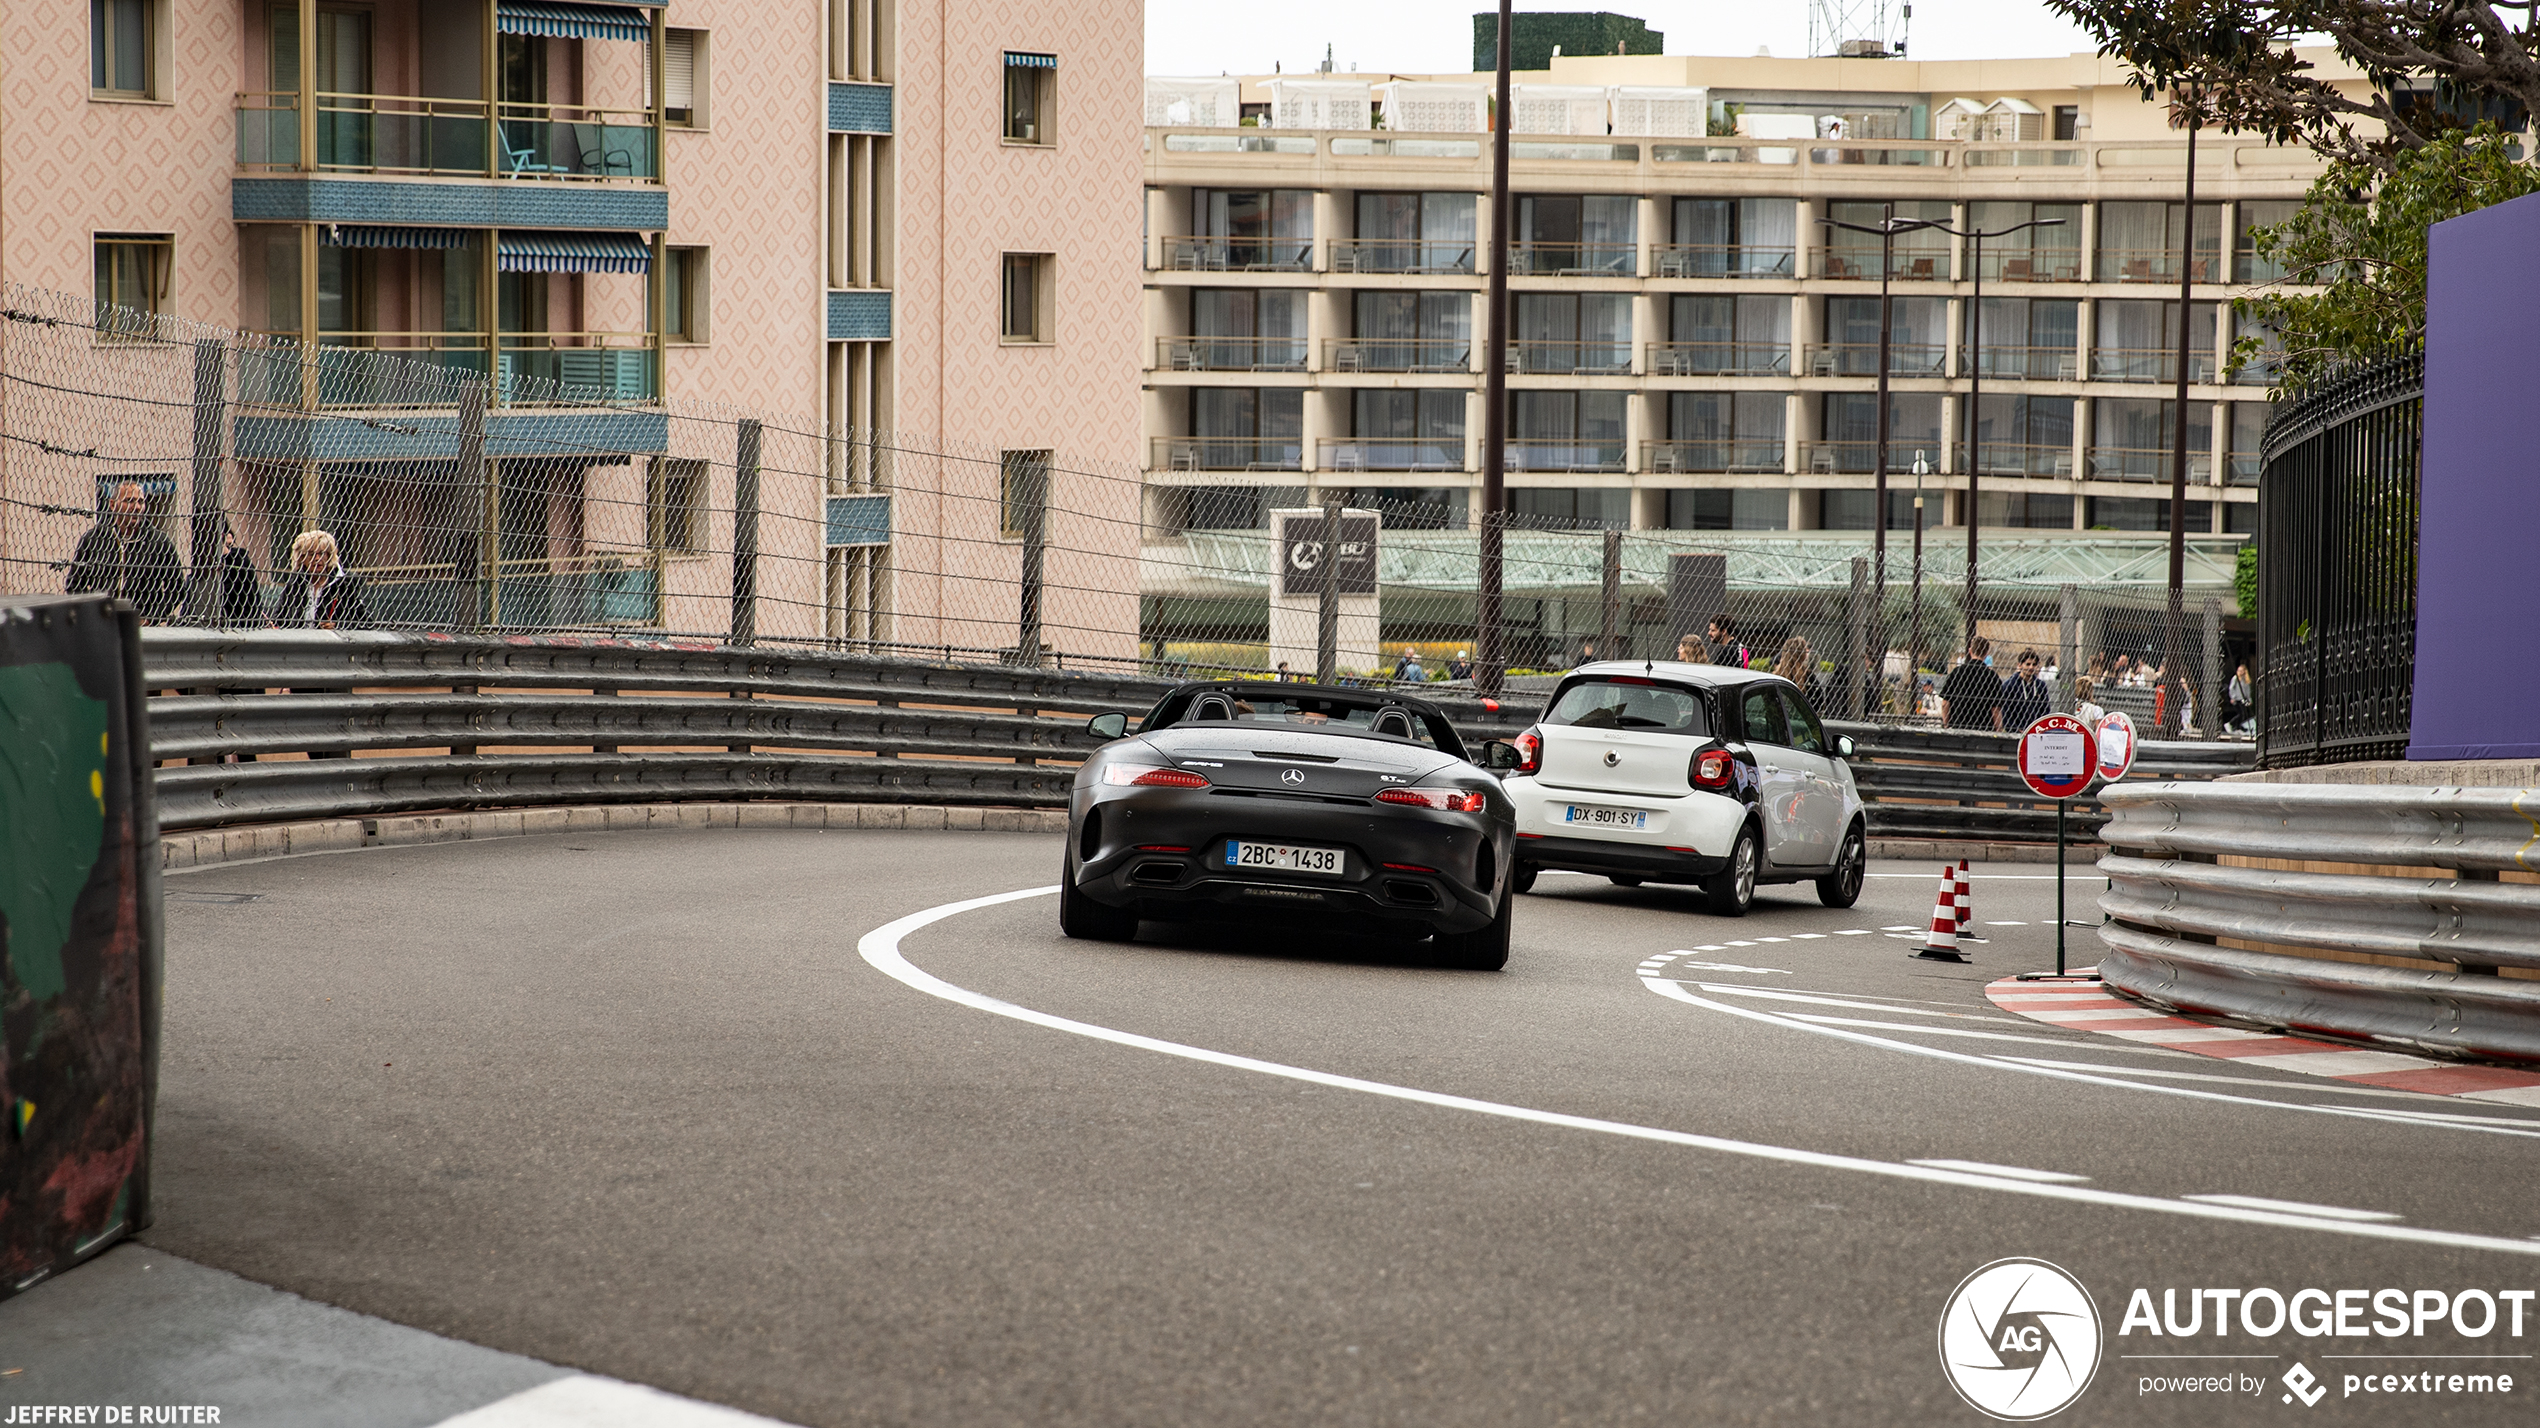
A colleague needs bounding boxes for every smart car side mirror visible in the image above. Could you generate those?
[1834,734,1856,759]
[1482,740,1521,771]
[1087,711,1128,740]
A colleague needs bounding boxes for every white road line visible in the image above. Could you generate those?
[1991,1058,2540,1129]
[1671,961,1791,976]
[860,885,2540,1258]
[1697,985,2025,1023]
[429,1375,797,1427]
[1754,936,1791,943]
[2183,1194,2401,1223]
[1908,1159,2092,1185]
[1880,925,1917,932]
[1778,1013,2121,1046]
[1984,921,2030,926]
[1791,933,1828,940]
[1867,873,2076,880]
[1831,929,1875,936]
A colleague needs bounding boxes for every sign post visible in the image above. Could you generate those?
[2017,714,2097,975]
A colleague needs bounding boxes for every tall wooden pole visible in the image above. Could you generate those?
[1477,0,1512,695]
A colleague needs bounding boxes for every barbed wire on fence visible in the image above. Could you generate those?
[0,283,2247,733]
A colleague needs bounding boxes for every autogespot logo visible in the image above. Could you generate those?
[1939,1258,2105,1420]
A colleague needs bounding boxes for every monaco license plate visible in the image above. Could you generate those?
[1564,804,1648,831]
[1224,840,1345,877]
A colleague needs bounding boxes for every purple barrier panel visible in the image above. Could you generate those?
[2415,192,2540,759]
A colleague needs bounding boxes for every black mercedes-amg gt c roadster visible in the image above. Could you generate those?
[1060,681,1518,969]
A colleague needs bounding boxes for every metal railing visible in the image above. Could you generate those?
[1505,440,1627,473]
[2097,781,2540,1064]
[1646,341,1789,377]
[1650,244,1796,279]
[2256,352,2421,768]
[235,92,661,181]
[1957,442,2076,477]
[1805,342,1948,378]
[1504,242,1637,277]
[1968,249,2083,283]
[1152,436,1306,472]
[1966,346,2080,381]
[2091,348,2218,384]
[1508,340,1634,375]
[2087,448,2214,483]
[1323,338,1472,373]
[1639,439,1786,474]
[1809,248,1951,282]
[1328,239,1477,275]
[1156,336,1310,372]
[1316,438,1468,472]
[239,331,662,407]
[1158,236,1316,273]
[2096,250,2220,284]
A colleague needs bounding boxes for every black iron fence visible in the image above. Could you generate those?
[2255,353,2421,768]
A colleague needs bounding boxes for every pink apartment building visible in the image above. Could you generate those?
[0,0,1143,660]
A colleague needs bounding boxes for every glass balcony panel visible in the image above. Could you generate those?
[2091,348,2217,384]
[2099,249,2217,284]
[1328,238,1477,274]
[1505,440,1625,473]
[1153,437,1306,471]
[1970,249,2083,283]
[1508,339,1633,375]
[1646,342,1788,377]
[1810,247,1951,281]
[1159,236,1316,272]
[1955,442,2076,477]
[235,94,659,180]
[1805,343,1948,378]
[1504,242,1638,277]
[1323,338,1470,373]
[1650,244,1796,278]
[499,335,662,403]
[1316,438,1465,473]
[1640,439,1786,473]
[2088,448,2213,483]
[1966,346,2081,380]
[1156,336,1310,372]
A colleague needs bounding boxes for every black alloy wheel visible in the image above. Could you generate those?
[1434,889,1513,971]
[1817,823,1866,909]
[1058,853,1139,940]
[1608,875,1643,888]
[1509,862,1539,895]
[1703,825,1759,917]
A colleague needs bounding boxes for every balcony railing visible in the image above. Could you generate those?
[1156,336,1309,372]
[1647,341,1790,377]
[2088,448,2215,483]
[1505,242,1637,277]
[236,93,660,180]
[1506,440,1626,473]
[501,334,660,402]
[1956,442,2076,477]
[1324,338,1471,373]
[1318,438,1467,472]
[1640,439,1786,473]
[1800,441,1889,474]
[1158,236,1315,273]
[1804,342,1948,378]
[1154,436,1306,471]
[1651,244,1797,279]
[1508,340,1634,375]
[239,332,660,408]
[1811,248,1951,282]
[1965,346,2080,380]
[2096,250,2220,284]
[2226,451,2261,486]
[2091,348,2218,384]
[2229,353,2284,386]
[359,552,665,629]
[1970,249,2083,283]
[1329,239,1477,275]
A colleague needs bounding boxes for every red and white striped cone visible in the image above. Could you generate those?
[1954,860,1976,937]
[1914,865,1966,960]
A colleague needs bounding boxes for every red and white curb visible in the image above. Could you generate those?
[1984,974,2540,1108]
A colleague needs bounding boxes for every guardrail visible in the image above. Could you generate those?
[2096,782,2540,1064]
[1822,721,2251,843]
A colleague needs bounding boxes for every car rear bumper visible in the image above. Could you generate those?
[1501,777,1747,859]
[1514,832,1730,881]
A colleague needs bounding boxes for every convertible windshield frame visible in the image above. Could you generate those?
[1140,682,1470,760]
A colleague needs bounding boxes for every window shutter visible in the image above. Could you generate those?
[664,30,695,111]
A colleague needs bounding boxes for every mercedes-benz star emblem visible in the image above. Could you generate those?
[1281,768,1307,785]
[1603,751,1621,767]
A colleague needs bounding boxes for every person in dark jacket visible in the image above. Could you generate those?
[1996,648,2052,731]
[1939,636,2004,730]
[217,523,264,625]
[267,528,371,629]
[66,480,184,620]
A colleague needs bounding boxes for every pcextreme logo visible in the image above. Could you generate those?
[1939,1258,2105,1421]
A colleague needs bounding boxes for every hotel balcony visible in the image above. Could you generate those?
[1957,442,2077,478]
[1811,248,1952,282]
[2090,348,2219,384]
[1153,436,1305,472]
[1157,237,1315,273]
[1967,346,2081,381]
[1650,244,1795,279]
[1504,242,1637,278]
[237,95,659,182]
[1323,338,1472,374]
[1506,440,1626,474]
[2097,250,2221,284]
[1640,439,1786,474]
[1646,341,1789,377]
[1968,249,2084,284]
[1803,343,1949,378]
[2088,448,2215,483]
[1507,340,1634,376]
[1318,438,1467,473]
[1328,239,1476,275]
[1156,336,1309,373]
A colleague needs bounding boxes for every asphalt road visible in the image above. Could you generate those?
[98,829,2540,1425]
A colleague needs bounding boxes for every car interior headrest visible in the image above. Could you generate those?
[1372,707,1415,737]
[1191,693,1236,721]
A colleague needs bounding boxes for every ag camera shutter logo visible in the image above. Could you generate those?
[1939,1258,2104,1420]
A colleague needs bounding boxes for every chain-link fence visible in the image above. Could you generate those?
[0,283,2244,735]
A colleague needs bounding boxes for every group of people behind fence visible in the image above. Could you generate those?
[65,481,371,629]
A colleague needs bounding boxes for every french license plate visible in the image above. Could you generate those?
[1564,804,1648,830]
[1224,840,1345,876]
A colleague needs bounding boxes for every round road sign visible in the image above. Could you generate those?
[2018,714,2097,801]
[2094,710,2138,783]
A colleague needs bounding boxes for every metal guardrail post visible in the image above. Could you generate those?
[183,340,227,624]
[733,418,762,647]
[1316,494,1340,683]
[1599,528,1621,659]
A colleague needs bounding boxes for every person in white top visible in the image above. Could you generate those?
[2071,676,2107,734]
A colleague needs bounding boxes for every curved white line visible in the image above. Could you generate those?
[857,887,2540,1257]
[1641,974,2540,1141]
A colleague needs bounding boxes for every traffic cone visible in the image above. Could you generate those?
[1955,860,1974,933]
[1914,865,1967,960]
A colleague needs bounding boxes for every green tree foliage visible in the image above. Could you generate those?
[2234,541,2258,619]
[2231,125,2540,394]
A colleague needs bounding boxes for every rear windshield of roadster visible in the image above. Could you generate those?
[1543,679,1712,737]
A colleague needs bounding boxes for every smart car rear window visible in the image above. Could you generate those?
[1544,679,1710,736]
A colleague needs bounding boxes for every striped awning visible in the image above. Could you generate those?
[1004,51,1058,68]
[498,232,653,274]
[322,225,471,250]
[497,1,650,42]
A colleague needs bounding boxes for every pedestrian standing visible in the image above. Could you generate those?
[217,523,264,625]
[1997,649,2052,731]
[2226,661,2253,733]
[1772,636,1811,687]
[2073,676,2107,733]
[1707,615,1746,669]
[1939,636,2005,730]
[1675,633,1707,664]
[268,530,372,629]
[66,480,184,621]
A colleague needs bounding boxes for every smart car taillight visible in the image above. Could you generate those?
[1102,762,1210,789]
[1514,729,1542,774]
[1691,747,1733,790]
[1375,787,1486,813]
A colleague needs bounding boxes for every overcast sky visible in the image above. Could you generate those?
[1144,0,2103,77]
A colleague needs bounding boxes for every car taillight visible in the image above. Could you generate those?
[1514,729,1541,774]
[1374,787,1487,813]
[1691,747,1733,790]
[1102,763,1210,789]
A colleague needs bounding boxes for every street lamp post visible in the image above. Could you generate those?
[1476,0,1513,696]
[1924,215,2067,656]
[1818,207,1943,715]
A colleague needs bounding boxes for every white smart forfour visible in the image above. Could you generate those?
[1491,660,1868,916]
